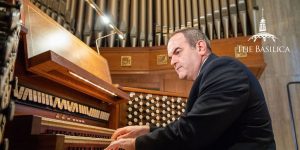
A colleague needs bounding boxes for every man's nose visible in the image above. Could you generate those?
[170,56,176,66]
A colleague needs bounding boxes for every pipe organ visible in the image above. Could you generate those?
[0,0,22,149]
[3,0,130,149]
[122,88,187,127]
[1,0,267,149]
[29,0,259,48]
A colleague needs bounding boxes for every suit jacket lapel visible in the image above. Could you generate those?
[185,53,218,112]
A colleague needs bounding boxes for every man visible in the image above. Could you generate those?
[105,28,275,150]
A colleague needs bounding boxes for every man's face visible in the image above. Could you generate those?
[167,33,201,80]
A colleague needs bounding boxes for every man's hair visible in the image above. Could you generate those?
[169,28,211,51]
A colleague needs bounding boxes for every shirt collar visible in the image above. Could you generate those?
[197,57,209,77]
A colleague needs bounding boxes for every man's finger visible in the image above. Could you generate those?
[111,128,127,140]
[104,141,120,150]
[117,132,130,140]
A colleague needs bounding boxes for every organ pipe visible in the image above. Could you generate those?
[31,0,257,48]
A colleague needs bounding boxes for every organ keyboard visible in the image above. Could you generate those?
[6,115,114,150]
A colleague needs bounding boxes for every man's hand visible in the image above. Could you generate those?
[104,138,136,150]
[111,125,150,140]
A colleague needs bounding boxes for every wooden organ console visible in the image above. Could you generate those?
[4,0,129,149]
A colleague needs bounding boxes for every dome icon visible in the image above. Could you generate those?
[248,8,278,42]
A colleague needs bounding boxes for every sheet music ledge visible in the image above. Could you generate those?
[27,50,129,104]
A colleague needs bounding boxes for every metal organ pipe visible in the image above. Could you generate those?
[83,2,94,45]
[75,0,85,39]
[130,0,138,47]
[119,0,130,47]
[139,0,147,47]
[213,0,221,39]
[31,0,258,48]
[162,0,168,45]
[107,0,118,47]
[229,0,238,37]
[155,0,162,46]
[93,0,106,47]
[147,0,153,47]
[174,0,180,31]
[238,0,247,36]
[198,0,206,34]
[185,0,192,28]
[221,0,229,38]
[191,0,199,28]
[205,0,213,40]
[179,0,186,29]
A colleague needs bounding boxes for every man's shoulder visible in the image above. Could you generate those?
[214,55,241,63]
[205,55,244,70]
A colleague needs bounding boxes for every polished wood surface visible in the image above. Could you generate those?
[14,26,118,129]
[119,86,188,98]
[28,50,129,104]
[111,73,194,96]
[100,36,265,78]
[11,0,130,132]
[23,0,112,84]
[21,0,129,104]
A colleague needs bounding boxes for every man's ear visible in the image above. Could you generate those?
[196,40,207,55]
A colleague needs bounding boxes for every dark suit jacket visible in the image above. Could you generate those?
[136,54,275,150]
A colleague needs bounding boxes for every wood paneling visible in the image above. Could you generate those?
[112,72,193,96]
[100,37,265,77]
[100,36,265,96]
[112,74,161,90]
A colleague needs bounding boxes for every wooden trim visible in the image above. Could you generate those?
[119,86,188,98]
[99,36,265,79]
[64,135,112,144]
[108,104,120,129]
[41,117,115,135]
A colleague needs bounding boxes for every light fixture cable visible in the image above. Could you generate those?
[85,0,125,54]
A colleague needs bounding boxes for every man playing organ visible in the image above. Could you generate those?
[105,28,275,150]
